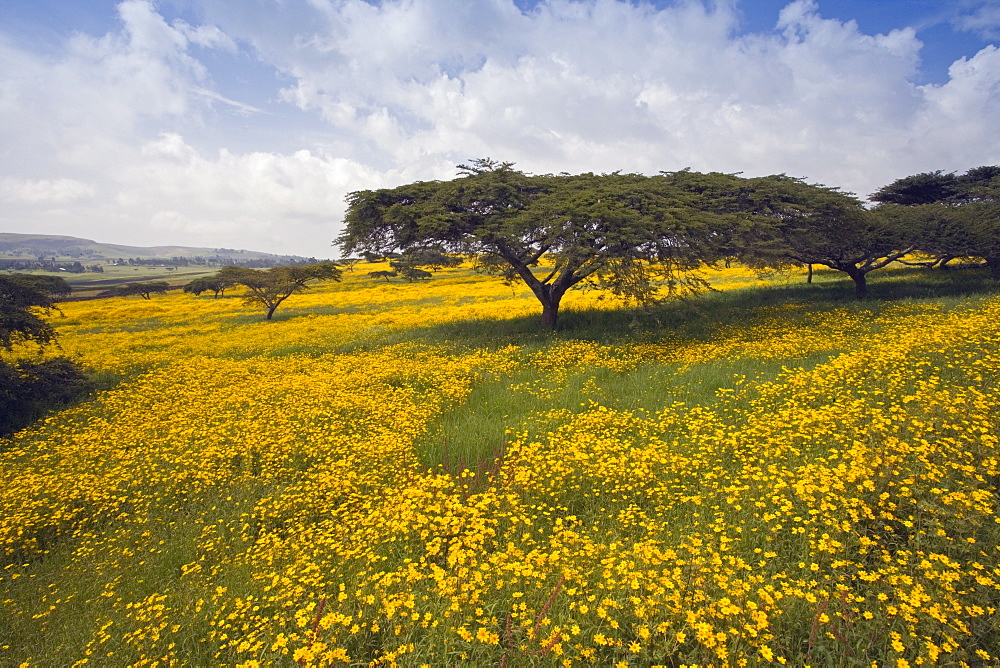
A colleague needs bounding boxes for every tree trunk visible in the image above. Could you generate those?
[540,297,560,330]
[266,304,278,320]
[847,268,868,298]
[806,264,813,284]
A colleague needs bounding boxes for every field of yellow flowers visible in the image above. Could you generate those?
[2,263,999,666]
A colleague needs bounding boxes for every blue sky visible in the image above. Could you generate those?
[1,0,998,257]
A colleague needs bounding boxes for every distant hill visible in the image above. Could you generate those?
[0,233,311,262]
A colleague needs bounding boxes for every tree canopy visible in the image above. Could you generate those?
[338,160,999,323]
[339,160,732,329]
[216,262,342,320]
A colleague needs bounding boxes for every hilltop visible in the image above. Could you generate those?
[0,233,309,262]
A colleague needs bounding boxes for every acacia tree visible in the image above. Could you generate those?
[872,166,1000,278]
[654,170,914,297]
[218,262,342,320]
[721,175,912,298]
[338,160,728,329]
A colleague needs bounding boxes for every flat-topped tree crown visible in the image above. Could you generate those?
[338,160,730,329]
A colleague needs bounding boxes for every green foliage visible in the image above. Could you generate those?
[722,175,908,297]
[394,266,433,282]
[382,247,462,282]
[217,262,343,320]
[396,247,463,271]
[0,274,91,438]
[870,170,961,205]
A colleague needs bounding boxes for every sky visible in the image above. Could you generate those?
[1,0,998,258]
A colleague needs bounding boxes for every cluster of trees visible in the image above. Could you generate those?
[91,262,342,320]
[112,256,319,268]
[0,275,92,438]
[338,160,999,329]
[1,260,104,273]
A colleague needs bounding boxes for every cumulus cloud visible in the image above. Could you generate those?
[1,0,998,255]
[111,132,396,251]
[199,0,999,190]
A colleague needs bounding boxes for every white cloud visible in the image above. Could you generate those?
[201,0,997,193]
[1,0,998,255]
[952,1,1000,40]
[917,45,1000,168]
[108,133,395,253]
[0,177,96,204]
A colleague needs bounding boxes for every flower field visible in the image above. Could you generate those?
[2,263,999,666]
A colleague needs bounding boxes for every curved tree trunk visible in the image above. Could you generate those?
[528,282,569,331]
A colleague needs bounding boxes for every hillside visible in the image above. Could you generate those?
[0,232,309,262]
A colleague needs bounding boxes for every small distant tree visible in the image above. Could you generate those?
[396,247,463,271]
[384,246,462,283]
[368,270,397,281]
[100,282,171,300]
[393,266,433,282]
[218,262,342,320]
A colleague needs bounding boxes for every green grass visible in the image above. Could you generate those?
[411,264,1000,482]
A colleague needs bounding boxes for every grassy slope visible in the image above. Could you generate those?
[1,262,999,666]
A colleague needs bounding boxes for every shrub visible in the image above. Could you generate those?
[0,357,94,439]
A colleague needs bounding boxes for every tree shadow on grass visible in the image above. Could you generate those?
[384,267,1000,350]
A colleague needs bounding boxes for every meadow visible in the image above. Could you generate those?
[2,261,999,666]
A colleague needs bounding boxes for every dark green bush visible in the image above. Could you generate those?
[0,357,94,438]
